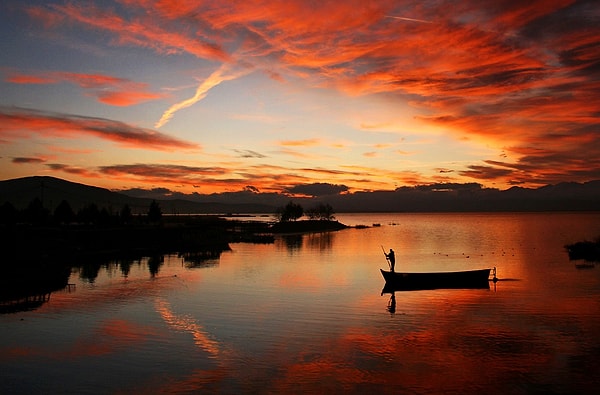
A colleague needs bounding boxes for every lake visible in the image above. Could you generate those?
[2,212,600,394]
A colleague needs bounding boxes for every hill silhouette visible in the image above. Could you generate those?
[0,176,276,214]
[1,176,600,214]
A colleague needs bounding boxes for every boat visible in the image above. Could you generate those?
[380,268,493,291]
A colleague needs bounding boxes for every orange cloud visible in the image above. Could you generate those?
[4,70,166,106]
[96,90,165,106]
[279,138,321,147]
[28,2,230,62]
[0,107,199,151]
[93,162,386,194]
[21,0,600,188]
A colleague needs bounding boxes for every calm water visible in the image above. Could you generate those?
[2,212,600,394]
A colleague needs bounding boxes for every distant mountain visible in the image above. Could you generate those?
[0,176,137,211]
[0,176,276,214]
[322,181,600,212]
[1,176,599,214]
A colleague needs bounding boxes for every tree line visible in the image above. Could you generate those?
[0,197,337,226]
[275,201,335,222]
[0,198,163,226]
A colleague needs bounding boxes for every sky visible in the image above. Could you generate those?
[1,0,599,195]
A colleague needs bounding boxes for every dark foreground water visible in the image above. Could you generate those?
[1,212,600,394]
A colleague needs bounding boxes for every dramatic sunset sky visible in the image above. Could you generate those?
[1,0,598,195]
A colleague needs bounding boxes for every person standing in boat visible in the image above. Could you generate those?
[385,248,396,272]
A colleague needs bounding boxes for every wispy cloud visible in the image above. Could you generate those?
[95,162,397,193]
[233,149,267,158]
[5,73,55,84]
[279,139,321,147]
[45,163,99,178]
[0,107,199,151]
[155,64,252,128]
[385,15,433,24]
[28,2,230,62]
[12,156,47,164]
[99,163,229,180]
[4,70,166,106]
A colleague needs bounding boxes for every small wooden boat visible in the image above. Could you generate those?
[380,268,493,291]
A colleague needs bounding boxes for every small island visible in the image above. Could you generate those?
[269,201,347,233]
[565,239,600,262]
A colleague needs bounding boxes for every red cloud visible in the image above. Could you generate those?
[0,107,199,151]
[96,90,165,106]
[28,2,230,62]
[5,70,166,107]
[94,162,392,194]
[20,1,600,188]
[5,74,56,84]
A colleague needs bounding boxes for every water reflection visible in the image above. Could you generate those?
[281,234,303,250]
[387,293,396,314]
[73,248,226,283]
[79,262,101,282]
[280,231,337,252]
[0,265,71,313]
[147,255,163,277]
[180,250,223,269]
[2,213,600,394]
[306,231,335,250]
[155,298,221,357]
[381,281,491,294]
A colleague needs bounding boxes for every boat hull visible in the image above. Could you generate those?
[380,268,491,291]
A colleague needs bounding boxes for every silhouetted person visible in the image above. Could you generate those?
[385,248,395,272]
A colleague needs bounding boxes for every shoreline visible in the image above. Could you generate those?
[1,218,352,265]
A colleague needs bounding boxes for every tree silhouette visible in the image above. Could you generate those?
[306,203,335,221]
[120,204,132,224]
[77,203,100,224]
[98,207,111,226]
[0,201,18,225]
[54,200,74,224]
[23,197,49,225]
[148,200,162,222]
[276,201,304,222]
